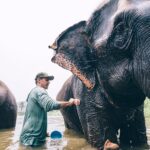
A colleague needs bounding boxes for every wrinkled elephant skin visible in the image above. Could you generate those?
[57,75,147,149]
[50,0,150,149]
[0,80,17,129]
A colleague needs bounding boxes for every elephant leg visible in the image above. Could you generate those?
[86,111,103,148]
[119,105,148,148]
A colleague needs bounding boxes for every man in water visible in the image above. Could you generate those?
[20,72,80,147]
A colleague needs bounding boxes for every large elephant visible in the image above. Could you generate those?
[49,0,150,149]
[0,80,17,129]
[57,74,147,149]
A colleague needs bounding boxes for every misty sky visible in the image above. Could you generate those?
[0,0,100,102]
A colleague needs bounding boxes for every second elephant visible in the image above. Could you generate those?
[0,80,17,129]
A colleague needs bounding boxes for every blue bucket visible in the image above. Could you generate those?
[50,130,62,139]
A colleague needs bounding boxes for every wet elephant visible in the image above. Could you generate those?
[56,75,83,134]
[50,0,150,149]
[57,75,147,149]
[0,80,17,129]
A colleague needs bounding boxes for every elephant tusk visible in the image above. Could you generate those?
[48,43,57,50]
[48,45,51,49]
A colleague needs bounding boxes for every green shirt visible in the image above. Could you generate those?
[20,86,61,146]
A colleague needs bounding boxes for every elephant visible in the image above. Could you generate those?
[57,74,147,149]
[0,80,17,129]
[56,75,83,134]
[49,0,150,149]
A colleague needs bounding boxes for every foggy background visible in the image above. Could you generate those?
[0,0,100,102]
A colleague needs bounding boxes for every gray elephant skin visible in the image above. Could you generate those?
[0,80,17,129]
[57,75,147,149]
[50,0,150,149]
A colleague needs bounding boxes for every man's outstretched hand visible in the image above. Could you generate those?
[69,98,80,106]
[59,98,80,108]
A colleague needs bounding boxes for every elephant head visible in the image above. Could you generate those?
[85,0,150,98]
[50,0,150,107]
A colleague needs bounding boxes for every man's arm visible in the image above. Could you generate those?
[58,98,80,108]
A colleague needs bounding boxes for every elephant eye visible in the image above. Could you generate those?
[108,19,132,52]
[112,22,126,47]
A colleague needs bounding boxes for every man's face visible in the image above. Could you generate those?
[37,78,50,89]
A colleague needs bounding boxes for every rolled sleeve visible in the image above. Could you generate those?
[36,88,61,112]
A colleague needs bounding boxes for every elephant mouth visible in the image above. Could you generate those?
[51,53,94,90]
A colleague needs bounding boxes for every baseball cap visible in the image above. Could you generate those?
[35,72,54,80]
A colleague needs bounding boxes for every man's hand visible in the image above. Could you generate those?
[69,98,80,106]
[59,98,80,108]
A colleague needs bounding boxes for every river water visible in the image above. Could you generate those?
[0,111,95,150]
[0,111,150,150]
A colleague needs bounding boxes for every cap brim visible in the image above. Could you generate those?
[47,76,54,80]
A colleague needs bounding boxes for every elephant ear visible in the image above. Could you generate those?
[109,21,133,52]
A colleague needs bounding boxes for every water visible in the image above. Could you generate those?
[1,112,150,150]
[0,112,95,150]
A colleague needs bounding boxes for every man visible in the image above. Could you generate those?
[20,72,80,147]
